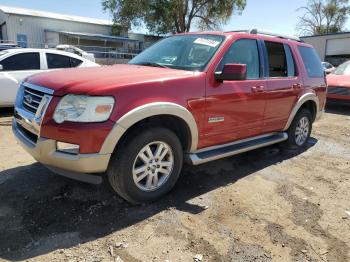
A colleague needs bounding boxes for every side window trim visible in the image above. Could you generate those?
[40,52,47,70]
[215,38,262,80]
[259,40,269,78]
[283,43,298,77]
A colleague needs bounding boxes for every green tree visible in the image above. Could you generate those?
[102,0,246,35]
[297,0,350,35]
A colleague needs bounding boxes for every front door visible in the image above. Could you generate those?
[204,38,267,148]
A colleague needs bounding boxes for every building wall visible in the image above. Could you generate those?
[0,11,8,40]
[129,33,162,49]
[45,31,59,46]
[2,13,112,47]
[302,33,350,65]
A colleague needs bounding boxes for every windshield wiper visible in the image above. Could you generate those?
[136,62,169,68]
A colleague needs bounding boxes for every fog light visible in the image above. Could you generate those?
[56,142,79,154]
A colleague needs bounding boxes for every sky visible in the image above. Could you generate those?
[0,0,349,36]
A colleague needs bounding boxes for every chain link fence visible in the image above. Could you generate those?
[1,40,143,65]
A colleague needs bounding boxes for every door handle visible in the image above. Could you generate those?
[251,86,265,93]
[293,83,302,89]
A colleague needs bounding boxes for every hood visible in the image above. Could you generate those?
[27,64,196,96]
[327,74,350,88]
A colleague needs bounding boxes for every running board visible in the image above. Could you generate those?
[187,132,288,165]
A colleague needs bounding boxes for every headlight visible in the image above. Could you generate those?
[53,95,114,123]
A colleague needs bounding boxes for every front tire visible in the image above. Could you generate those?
[107,127,183,204]
[283,108,312,149]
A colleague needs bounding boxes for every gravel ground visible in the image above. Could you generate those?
[0,104,349,262]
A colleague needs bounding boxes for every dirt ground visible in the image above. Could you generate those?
[0,104,349,262]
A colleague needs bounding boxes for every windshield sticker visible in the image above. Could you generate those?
[194,38,220,47]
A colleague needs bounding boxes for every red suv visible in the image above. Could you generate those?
[13,30,326,203]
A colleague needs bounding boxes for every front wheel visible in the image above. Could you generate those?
[107,127,183,204]
[283,108,312,149]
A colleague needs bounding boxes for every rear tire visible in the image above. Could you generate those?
[283,108,312,149]
[107,127,183,204]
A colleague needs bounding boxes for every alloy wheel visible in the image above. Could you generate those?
[295,116,310,146]
[132,141,174,192]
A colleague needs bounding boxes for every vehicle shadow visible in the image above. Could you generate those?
[0,138,317,260]
[326,102,350,116]
[0,107,14,118]
[0,108,13,127]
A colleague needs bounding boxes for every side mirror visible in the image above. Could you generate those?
[215,64,247,82]
[0,64,3,71]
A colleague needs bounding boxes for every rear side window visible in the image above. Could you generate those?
[46,53,83,69]
[265,41,286,77]
[47,53,71,69]
[217,39,260,79]
[1,52,40,71]
[70,57,83,67]
[298,46,324,78]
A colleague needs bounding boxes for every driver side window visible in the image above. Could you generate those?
[217,39,260,80]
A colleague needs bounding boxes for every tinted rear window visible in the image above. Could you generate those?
[70,57,83,67]
[46,53,82,69]
[47,53,71,69]
[298,46,323,78]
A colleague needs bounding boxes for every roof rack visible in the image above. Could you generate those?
[227,29,302,42]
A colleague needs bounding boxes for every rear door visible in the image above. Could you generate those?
[0,52,41,106]
[262,41,301,132]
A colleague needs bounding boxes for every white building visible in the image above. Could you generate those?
[301,32,350,66]
[0,6,161,63]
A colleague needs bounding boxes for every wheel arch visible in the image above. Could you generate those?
[100,102,199,154]
[283,93,319,131]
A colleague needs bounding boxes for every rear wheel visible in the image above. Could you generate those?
[283,108,312,149]
[107,127,183,204]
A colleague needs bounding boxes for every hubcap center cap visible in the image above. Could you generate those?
[150,159,158,170]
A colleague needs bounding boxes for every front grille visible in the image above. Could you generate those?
[17,123,38,144]
[327,86,350,96]
[22,86,45,113]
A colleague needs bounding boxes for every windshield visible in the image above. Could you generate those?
[333,62,350,75]
[129,34,225,71]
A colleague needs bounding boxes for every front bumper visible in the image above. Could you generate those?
[13,120,111,182]
[12,83,111,184]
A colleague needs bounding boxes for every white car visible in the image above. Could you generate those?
[56,45,96,62]
[0,48,99,107]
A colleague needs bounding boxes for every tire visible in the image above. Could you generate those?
[107,127,183,204]
[283,108,312,149]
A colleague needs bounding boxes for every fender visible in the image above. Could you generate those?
[283,92,320,131]
[100,102,199,154]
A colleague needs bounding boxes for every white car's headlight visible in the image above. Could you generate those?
[53,95,115,124]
